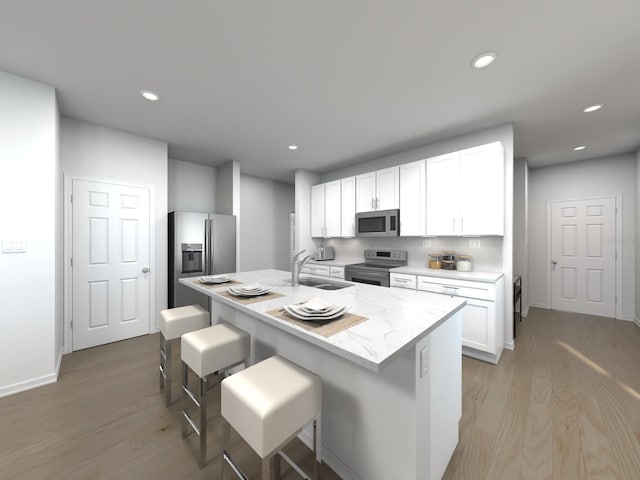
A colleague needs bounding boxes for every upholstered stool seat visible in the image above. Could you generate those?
[221,355,322,480]
[181,323,250,468]
[159,304,209,406]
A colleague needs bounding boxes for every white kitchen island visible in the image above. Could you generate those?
[180,270,465,480]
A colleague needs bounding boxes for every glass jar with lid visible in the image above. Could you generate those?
[457,255,473,272]
[428,254,442,269]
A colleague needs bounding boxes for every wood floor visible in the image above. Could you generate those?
[1,307,639,479]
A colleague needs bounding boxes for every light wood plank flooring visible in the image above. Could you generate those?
[1,307,639,479]
[444,307,640,480]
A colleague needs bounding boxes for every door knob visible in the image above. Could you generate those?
[142,267,150,273]
[551,260,558,265]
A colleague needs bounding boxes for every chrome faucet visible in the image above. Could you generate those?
[291,249,315,287]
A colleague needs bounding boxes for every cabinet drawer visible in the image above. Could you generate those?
[330,266,345,279]
[417,276,495,301]
[301,264,331,277]
[390,273,417,289]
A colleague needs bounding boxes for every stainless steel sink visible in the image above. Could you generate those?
[285,277,353,290]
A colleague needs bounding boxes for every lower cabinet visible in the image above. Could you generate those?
[301,263,345,280]
[390,272,505,364]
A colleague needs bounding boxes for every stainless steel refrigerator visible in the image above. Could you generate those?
[168,211,236,310]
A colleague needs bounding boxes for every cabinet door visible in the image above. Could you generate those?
[324,180,341,237]
[310,184,325,238]
[376,167,399,210]
[399,160,426,236]
[461,298,495,353]
[459,142,504,235]
[340,176,356,237]
[356,172,376,212]
[426,152,460,235]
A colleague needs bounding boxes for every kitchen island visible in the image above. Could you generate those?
[180,269,465,480]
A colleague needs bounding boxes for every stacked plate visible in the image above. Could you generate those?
[199,274,232,284]
[283,298,349,322]
[227,283,273,297]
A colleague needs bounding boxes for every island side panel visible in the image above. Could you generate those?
[211,301,423,480]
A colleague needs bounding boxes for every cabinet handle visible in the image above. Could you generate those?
[394,278,410,283]
[443,285,459,291]
[376,197,380,209]
[371,198,375,209]
[461,218,464,233]
[452,218,455,232]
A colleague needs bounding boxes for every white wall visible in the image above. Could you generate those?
[239,175,294,271]
[168,158,217,212]
[61,118,168,333]
[636,149,640,325]
[0,70,59,396]
[528,154,636,320]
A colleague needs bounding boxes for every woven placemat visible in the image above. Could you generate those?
[197,279,243,288]
[266,307,368,337]
[216,289,285,305]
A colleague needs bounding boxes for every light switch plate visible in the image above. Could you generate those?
[422,239,432,247]
[3,240,26,253]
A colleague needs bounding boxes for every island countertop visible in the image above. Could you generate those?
[180,269,465,372]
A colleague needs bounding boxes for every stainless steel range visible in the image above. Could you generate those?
[344,249,408,287]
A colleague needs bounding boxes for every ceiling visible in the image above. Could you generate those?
[1,1,639,183]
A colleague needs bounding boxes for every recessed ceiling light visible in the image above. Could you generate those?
[583,104,603,113]
[472,52,496,69]
[140,90,159,101]
[288,145,298,151]
[573,145,586,151]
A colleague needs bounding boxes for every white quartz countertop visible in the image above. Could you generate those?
[391,266,504,283]
[180,269,465,372]
[307,259,359,267]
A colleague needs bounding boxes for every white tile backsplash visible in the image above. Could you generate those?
[320,236,503,272]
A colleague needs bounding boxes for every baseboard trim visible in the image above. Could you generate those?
[634,317,640,328]
[504,340,515,350]
[0,372,58,399]
[522,304,529,317]
[528,302,549,309]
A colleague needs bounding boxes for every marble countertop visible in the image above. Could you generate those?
[391,266,504,283]
[306,259,359,267]
[180,269,465,372]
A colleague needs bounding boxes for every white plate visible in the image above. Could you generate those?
[283,305,348,321]
[199,275,231,284]
[288,304,347,318]
[227,285,273,297]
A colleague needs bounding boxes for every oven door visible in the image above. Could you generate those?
[344,268,389,287]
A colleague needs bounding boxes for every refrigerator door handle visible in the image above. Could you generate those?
[209,219,214,274]
[204,219,210,275]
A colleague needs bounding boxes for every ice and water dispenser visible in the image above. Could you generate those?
[181,243,203,273]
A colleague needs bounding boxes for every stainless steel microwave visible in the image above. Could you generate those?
[355,209,400,237]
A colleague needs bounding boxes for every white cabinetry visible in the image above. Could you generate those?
[340,177,356,237]
[426,141,504,236]
[356,167,399,212]
[390,272,505,364]
[311,181,341,238]
[300,263,345,280]
[399,160,426,236]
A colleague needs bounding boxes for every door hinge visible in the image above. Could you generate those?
[615,296,618,304]
[70,257,73,267]
[70,194,73,203]
[70,320,73,329]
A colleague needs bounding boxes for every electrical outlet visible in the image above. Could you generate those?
[469,239,481,248]
[422,239,432,248]
[2,240,27,253]
[420,346,430,377]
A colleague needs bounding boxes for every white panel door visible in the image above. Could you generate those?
[399,160,426,236]
[340,176,356,237]
[461,299,494,353]
[310,184,325,238]
[356,172,376,212]
[73,179,151,350]
[551,197,615,318]
[375,166,399,210]
[324,180,342,237]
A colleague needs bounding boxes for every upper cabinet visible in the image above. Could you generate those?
[311,181,341,238]
[355,166,399,212]
[340,177,356,237]
[399,160,426,236]
[426,141,504,236]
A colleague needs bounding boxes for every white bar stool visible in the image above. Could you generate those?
[220,355,322,480]
[159,304,209,407]
[181,323,250,468]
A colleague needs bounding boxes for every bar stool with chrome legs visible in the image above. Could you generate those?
[181,323,250,468]
[159,304,209,407]
[220,355,322,480]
